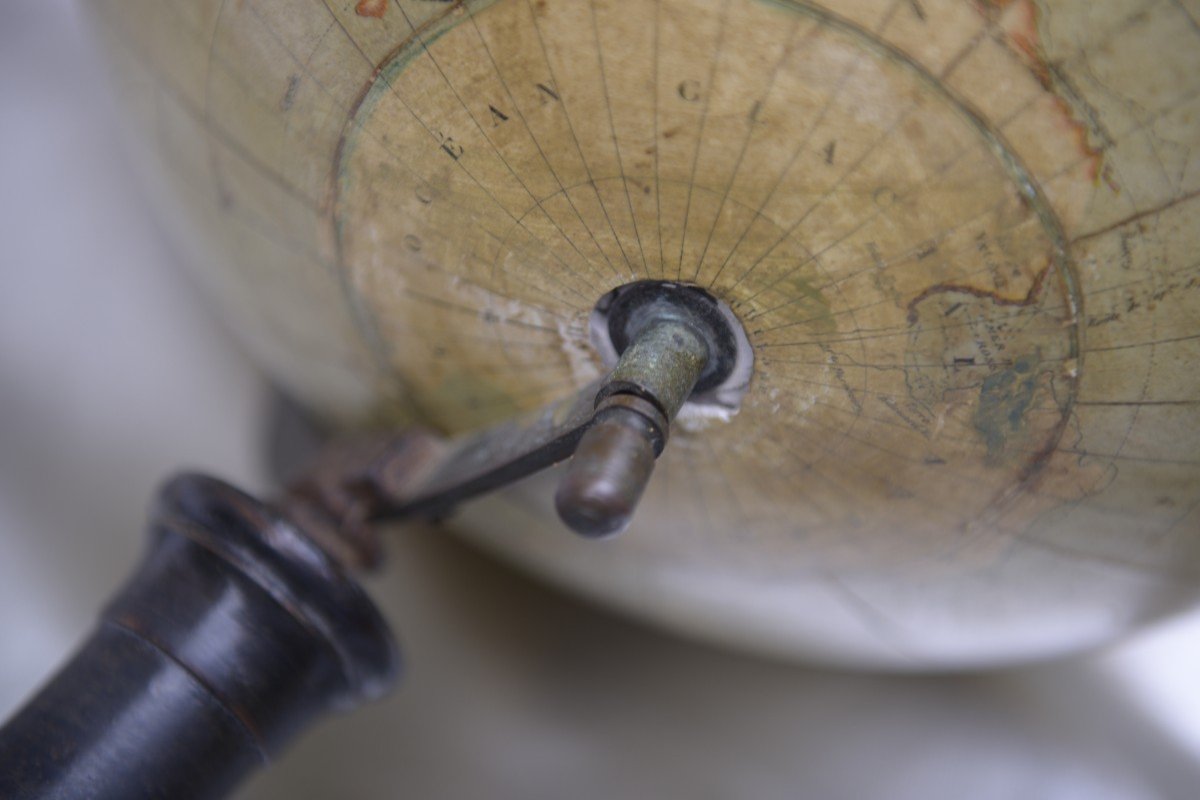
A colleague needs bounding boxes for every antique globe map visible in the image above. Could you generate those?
[90,0,1199,668]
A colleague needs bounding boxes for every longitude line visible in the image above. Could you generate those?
[798,397,1191,524]
[707,0,906,290]
[464,3,623,281]
[749,152,1037,324]
[741,134,989,318]
[725,74,1045,312]
[739,28,1051,321]
[690,14,809,283]
[676,0,734,280]
[730,18,989,305]
[315,0,591,306]
[589,0,649,277]
[229,3,572,318]
[752,67,1200,329]
[758,408,1126,535]
[314,3,589,312]
[390,1,604,290]
[522,0,637,275]
[652,0,665,278]
[235,1,339,167]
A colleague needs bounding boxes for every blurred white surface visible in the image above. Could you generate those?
[2,2,1200,798]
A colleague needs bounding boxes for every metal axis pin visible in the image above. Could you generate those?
[555,319,709,538]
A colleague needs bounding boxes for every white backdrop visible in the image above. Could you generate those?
[1,2,1199,798]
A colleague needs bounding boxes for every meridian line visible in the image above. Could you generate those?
[317,0,590,306]
[590,0,650,277]
[690,14,810,283]
[462,3,624,281]
[676,0,733,280]
[523,0,638,275]
[389,1,605,290]
[653,0,665,278]
[707,0,907,290]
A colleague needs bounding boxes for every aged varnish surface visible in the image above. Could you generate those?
[91,0,1200,668]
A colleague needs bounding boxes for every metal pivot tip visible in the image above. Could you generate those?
[555,319,709,538]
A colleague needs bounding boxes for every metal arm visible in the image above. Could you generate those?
[285,312,714,569]
[0,283,733,800]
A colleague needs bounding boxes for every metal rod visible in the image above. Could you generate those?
[555,321,709,537]
[287,309,719,560]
